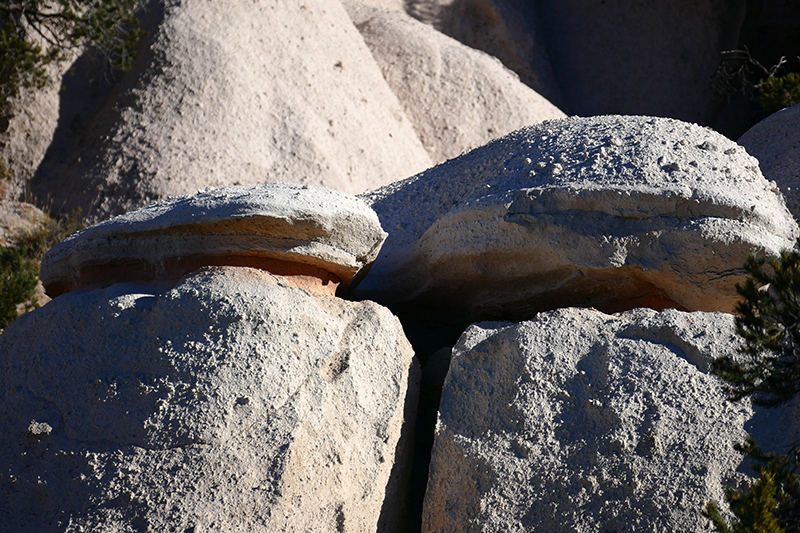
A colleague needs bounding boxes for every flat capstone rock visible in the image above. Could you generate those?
[357,115,798,321]
[41,183,387,297]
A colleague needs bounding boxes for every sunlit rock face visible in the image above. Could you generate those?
[357,115,798,322]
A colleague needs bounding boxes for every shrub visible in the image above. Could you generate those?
[0,210,84,331]
[0,0,144,113]
[707,243,800,532]
[757,73,800,114]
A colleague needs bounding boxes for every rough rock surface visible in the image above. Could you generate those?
[534,0,746,124]
[30,0,431,221]
[0,53,74,201]
[738,103,800,221]
[344,2,565,165]
[40,183,387,297]
[0,266,418,533]
[402,0,564,107]
[356,115,798,322]
[0,200,50,247]
[422,307,769,532]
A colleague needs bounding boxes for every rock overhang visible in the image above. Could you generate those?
[40,183,388,298]
[357,115,799,321]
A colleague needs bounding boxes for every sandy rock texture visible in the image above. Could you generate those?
[356,115,798,322]
[402,0,563,107]
[0,266,418,533]
[0,200,49,247]
[534,0,746,124]
[30,0,431,221]
[344,1,565,165]
[738,103,800,221]
[422,307,763,532]
[40,183,386,297]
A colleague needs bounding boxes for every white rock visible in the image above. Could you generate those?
[357,116,798,321]
[738,103,800,222]
[344,1,565,164]
[0,266,417,532]
[31,0,431,220]
[423,307,770,532]
[40,183,387,297]
[401,0,564,106]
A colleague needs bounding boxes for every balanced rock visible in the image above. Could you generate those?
[422,307,773,532]
[344,1,565,164]
[31,0,431,220]
[356,115,798,322]
[40,183,386,297]
[738,103,800,221]
[0,266,417,532]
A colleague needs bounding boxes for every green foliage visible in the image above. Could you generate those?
[0,0,144,112]
[706,468,785,533]
[712,49,800,117]
[757,73,800,114]
[712,248,800,406]
[707,243,800,532]
[0,244,38,329]
[0,209,84,331]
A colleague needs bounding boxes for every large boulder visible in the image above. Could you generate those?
[738,103,800,222]
[40,183,386,297]
[422,307,788,532]
[0,265,418,532]
[356,115,798,322]
[344,2,565,165]
[30,0,431,221]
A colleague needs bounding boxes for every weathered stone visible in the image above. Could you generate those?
[30,0,431,220]
[402,0,564,107]
[0,200,50,247]
[738,103,800,221]
[356,116,798,322]
[422,307,793,532]
[0,266,418,532]
[40,183,386,297]
[344,1,565,164]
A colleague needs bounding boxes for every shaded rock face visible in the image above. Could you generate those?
[422,307,760,532]
[344,2,565,165]
[357,115,798,322]
[0,266,417,533]
[40,183,387,297]
[738,103,800,221]
[30,0,431,221]
[533,0,746,124]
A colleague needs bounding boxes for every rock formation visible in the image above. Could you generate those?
[401,0,563,106]
[0,184,418,533]
[28,0,432,220]
[345,1,565,164]
[738,103,800,221]
[2,2,799,530]
[356,115,798,322]
[40,183,386,297]
[422,307,780,532]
